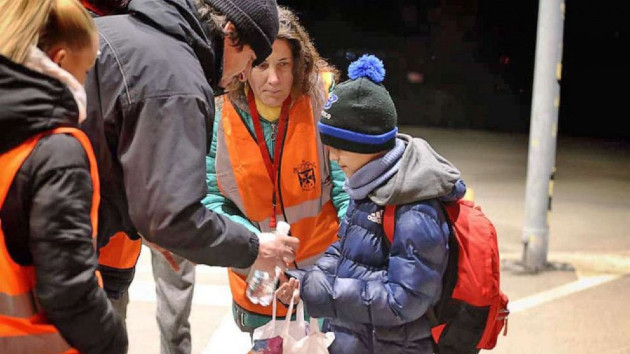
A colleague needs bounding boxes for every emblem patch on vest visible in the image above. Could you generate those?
[294,160,317,191]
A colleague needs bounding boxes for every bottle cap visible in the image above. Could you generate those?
[276,221,290,235]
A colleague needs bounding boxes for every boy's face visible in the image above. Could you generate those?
[328,146,385,178]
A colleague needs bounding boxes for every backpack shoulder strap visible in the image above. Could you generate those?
[383,205,396,244]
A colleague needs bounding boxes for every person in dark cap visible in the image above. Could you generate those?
[284,54,467,353]
[80,0,298,339]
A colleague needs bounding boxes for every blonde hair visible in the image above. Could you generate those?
[0,0,96,64]
[227,6,338,109]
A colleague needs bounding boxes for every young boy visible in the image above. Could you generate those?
[295,55,466,354]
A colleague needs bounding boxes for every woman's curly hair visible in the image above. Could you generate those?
[227,6,338,109]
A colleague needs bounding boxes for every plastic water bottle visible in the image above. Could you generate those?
[246,221,291,306]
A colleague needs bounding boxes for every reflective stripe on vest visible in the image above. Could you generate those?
[0,291,38,318]
[216,74,340,316]
[0,330,77,354]
[0,128,98,353]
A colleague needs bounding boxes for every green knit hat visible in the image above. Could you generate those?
[318,54,398,153]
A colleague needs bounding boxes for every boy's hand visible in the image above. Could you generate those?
[276,275,300,306]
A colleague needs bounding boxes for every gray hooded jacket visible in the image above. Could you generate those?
[82,0,259,297]
[370,133,463,205]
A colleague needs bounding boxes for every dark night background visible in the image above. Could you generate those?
[279,0,627,140]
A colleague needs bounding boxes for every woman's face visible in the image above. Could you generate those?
[48,32,99,85]
[248,39,294,108]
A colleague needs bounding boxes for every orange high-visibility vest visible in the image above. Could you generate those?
[0,128,100,354]
[98,231,142,278]
[216,73,340,317]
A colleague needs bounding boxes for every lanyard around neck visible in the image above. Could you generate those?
[247,90,291,228]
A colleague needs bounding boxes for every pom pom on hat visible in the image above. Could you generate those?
[348,54,385,83]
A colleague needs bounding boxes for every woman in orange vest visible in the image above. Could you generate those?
[203,6,350,335]
[0,0,127,352]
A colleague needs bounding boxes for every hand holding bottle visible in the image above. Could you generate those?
[247,222,298,306]
[256,222,299,265]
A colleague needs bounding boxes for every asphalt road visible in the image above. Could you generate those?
[125,126,630,354]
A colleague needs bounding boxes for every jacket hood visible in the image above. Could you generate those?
[369,134,464,205]
[128,0,220,86]
[0,54,79,154]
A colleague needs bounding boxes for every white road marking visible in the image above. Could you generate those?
[130,246,629,352]
[508,274,622,313]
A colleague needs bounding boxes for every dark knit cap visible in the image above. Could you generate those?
[318,54,398,154]
[205,0,279,66]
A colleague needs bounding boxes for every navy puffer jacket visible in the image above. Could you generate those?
[301,135,465,353]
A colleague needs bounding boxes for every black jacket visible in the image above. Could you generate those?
[82,0,259,283]
[0,55,127,353]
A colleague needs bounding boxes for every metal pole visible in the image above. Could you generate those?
[522,0,565,271]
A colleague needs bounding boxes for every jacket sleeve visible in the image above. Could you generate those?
[29,135,127,354]
[201,109,260,234]
[118,95,259,268]
[329,160,349,221]
[314,239,342,275]
[301,207,448,327]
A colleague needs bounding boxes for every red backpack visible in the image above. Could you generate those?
[383,199,509,353]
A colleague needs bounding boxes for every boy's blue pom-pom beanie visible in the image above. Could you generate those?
[348,54,386,82]
[318,54,397,154]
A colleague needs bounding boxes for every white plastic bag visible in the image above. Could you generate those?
[249,293,334,354]
[283,316,335,354]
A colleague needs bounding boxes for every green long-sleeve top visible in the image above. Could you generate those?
[202,102,349,235]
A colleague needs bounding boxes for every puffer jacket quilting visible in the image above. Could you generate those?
[301,196,452,353]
